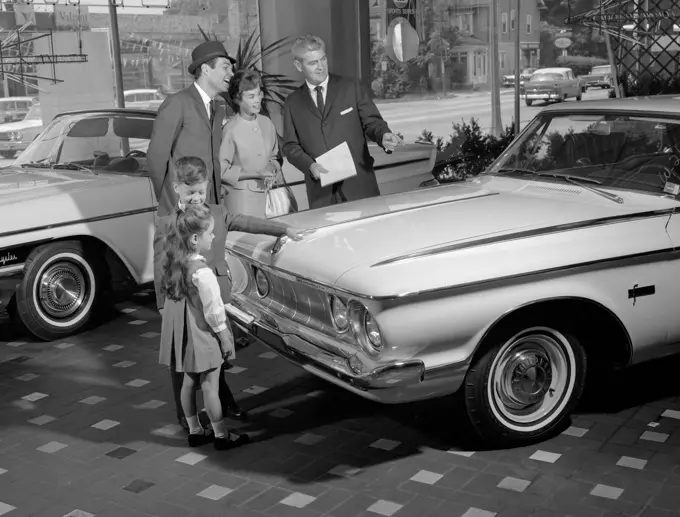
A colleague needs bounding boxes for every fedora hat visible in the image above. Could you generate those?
[188,41,236,74]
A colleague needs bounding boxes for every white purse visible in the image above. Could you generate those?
[264,168,298,219]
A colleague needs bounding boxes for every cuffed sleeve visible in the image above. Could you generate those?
[226,211,289,236]
[192,267,228,333]
[219,122,244,187]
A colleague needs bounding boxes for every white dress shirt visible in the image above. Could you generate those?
[194,82,212,118]
[189,254,228,334]
[306,75,329,108]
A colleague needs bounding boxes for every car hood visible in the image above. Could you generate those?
[228,176,675,288]
[0,119,42,132]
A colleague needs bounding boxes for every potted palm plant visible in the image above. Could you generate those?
[197,26,298,119]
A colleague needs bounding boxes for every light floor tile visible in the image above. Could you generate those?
[370,438,400,451]
[591,484,624,500]
[367,500,403,516]
[562,426,589,438]
[306,390,324,397]
[79,396,106,405]
[92,419,120,430]
[38,441,68,453]
[176,452,207,466]
[280,492,316,508]
[113,361,136,368]
[617,456,647,470]
[140,332,160,338]
[63,511,95,517]
[0,502,16,516]
[294,433,325,445]
[29,415,56,426]
[411,470,443,485]
[6,341,26,347]
[126,379,150,387]
[197,485,233,500]
[15,373,38,381]
[498,477,531,492]
[640,431,668,443]
[529,450,561,463]
[136,400,166,409]
[259,352,277,359]
[152,424,183,438]
[103,345,123,352]
[22,392,47,402]
[0,468,7,475]
[225,366,247,374]
[54,342,75,349]
[120,308,138,313]
[661,409,680,420]
[243,385,268,394]
[128,320,147,325]
[462,509,497,517]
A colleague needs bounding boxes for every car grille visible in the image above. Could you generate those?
[0,133,11,141]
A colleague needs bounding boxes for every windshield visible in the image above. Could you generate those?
[591,66,611,75]
[485,112,680,197]
[23,104,40,121]
[530,73,565,82]
[14,113,153,175]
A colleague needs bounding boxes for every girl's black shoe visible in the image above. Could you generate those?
[188,428,214,447]
[215,432,251,451]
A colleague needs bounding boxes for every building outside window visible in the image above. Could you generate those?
[501,12,508,33]
[511,9,516,31]
[500,51,506,69]
[526,14,532,34]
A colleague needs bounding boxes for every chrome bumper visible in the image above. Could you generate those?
[227,298,436,404]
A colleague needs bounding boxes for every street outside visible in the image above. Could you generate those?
[5,87,680,517]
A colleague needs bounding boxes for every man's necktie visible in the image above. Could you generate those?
[209,100,215,124]
[315,85,325,116]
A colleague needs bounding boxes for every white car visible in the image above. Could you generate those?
[0,103,43,159]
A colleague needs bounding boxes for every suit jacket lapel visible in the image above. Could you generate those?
[298,83,321,120]
[322,75,341,120]
[188,85,211,128]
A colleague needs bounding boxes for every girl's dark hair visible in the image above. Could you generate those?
[228,69,262,112]
[160,204,214,302]
[175,156,208,185]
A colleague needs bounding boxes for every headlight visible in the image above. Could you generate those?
[253,267,269,298]
[329,295,349,332]
[10,131,22,141]
[364,311,381,349]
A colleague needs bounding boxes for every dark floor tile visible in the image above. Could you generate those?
[123,479,156,494]
[106,446,137,460]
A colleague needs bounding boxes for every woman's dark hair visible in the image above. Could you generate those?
[228,69,262,112]
[175,156,208,185]
[160,204,214,302]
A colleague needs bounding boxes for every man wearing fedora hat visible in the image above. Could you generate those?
[148,40,235,217]
[148,40,249,431]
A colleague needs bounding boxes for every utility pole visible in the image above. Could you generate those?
[489,0,501,136]
[108,0,125,109]
[513,0,521,136]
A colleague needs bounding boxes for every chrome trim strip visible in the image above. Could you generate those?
[0,206,157,239]
[0,263,24,277]
[371,209,675,268]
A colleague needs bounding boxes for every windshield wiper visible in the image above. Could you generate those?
[495,167,541,176]
[20,162,51,168]
[53,162,93,173]
[535,172,624,204]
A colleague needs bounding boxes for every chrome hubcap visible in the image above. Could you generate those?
[489,328,572,428]
[38,262,87,319]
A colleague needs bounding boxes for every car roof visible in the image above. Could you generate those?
[0,96,33,102]
[55,108,157,118]
[124,89,159,94]
[541,94,680,115]
[533,68,571,73]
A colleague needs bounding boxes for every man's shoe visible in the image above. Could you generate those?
[235,337,250,350]
[227,406,248,420]
[178,416,189,431]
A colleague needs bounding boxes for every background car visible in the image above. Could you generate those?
[224,95,680,445]
[124,89,167,111]
[581,64,614,90]
[0,101,43,159]
[0,96,34,124]
[502,67,536,88]
[0,108,436,340]
[522,67,583,106]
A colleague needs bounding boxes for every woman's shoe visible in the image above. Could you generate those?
[215,431,251,451]
[188,428,214,447]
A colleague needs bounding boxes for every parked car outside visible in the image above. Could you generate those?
[522,67,583,106]
[502,67,536,88]
[224,95,680,445]
[581,64,614,90]
[0,102,43,159]
[124,89,166,111]
[0,96,34,124]
[0,108,436,340]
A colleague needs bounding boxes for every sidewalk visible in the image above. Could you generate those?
[2,289,680,516]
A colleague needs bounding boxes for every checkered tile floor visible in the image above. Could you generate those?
[2,288,680,516]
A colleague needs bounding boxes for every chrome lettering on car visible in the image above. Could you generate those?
[0,252,18,266]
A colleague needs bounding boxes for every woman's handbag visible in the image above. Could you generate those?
[264,168,298,219]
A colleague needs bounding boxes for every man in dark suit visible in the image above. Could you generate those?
[147,40,235,216]
[282,34,402,209]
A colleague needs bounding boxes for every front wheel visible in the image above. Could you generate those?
[15,241,102,340]
[464,324,586,444]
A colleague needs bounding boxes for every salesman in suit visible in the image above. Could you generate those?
[148,40,235,216]
[282,34,403,209]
